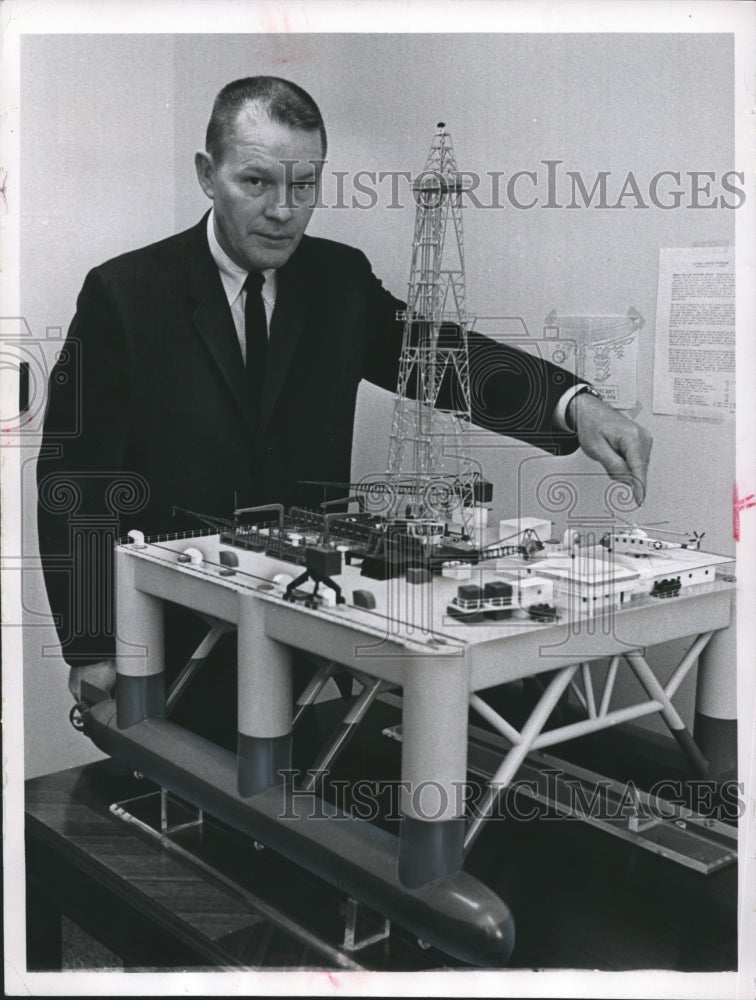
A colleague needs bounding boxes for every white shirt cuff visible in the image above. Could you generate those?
[554,383,593,432]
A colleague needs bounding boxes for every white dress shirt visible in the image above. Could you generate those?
[205,209,585,430]
[206,211,276,363]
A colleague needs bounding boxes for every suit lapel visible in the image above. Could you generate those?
[261,240,316,429]
[185,218,256,435]
[184,221,320,435]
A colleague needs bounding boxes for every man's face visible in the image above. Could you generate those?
[195,106,324,271]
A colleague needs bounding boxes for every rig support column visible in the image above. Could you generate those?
[237,593,294,796]
[115,548,166,728]
[695,604,737,776]
[398,654,469,887]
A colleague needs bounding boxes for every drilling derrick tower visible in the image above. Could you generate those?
[385,123,488,541]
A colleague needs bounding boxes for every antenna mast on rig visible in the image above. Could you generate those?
[385,123,489,538]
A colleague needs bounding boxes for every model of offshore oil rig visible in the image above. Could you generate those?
[76,125,734,969]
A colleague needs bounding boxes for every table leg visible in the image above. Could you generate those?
[398,655,469,888]
[26,875,62,971]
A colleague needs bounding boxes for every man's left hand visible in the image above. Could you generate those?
[568,392,653,506]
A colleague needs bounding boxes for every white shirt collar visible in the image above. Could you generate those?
[206,210,275,305]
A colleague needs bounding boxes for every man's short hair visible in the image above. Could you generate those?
[206,76,327,161]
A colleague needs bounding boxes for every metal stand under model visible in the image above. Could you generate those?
[109,787,369,970]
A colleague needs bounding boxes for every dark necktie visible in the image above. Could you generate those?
[243,271,268,412]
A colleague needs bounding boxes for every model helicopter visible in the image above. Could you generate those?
[600,518,706,557]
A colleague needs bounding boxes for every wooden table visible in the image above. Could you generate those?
[24,758,437,972]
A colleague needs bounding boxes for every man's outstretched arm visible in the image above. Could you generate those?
[358,252,654,501]
[567,390,653,506]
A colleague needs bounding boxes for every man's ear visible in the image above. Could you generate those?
[194,150,215,199]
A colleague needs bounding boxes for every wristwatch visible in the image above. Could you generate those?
[565,383,603,431]
[572,384,602,403]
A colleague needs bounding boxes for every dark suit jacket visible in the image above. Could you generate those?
[37,215,580,667]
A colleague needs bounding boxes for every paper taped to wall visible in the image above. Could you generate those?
[653,246,735,419]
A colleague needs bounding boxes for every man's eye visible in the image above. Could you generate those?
[245,177,264,188]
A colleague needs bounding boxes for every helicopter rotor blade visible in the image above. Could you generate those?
[616,515,670,530]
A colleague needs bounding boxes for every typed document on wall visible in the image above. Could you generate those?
[653,246,735,419]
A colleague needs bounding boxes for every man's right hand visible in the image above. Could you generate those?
[68,660,117,702]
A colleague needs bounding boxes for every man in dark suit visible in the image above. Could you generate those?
[37,76,652,713]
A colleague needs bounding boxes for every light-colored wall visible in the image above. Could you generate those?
[21,35,177,776]
[21,33,735,777]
